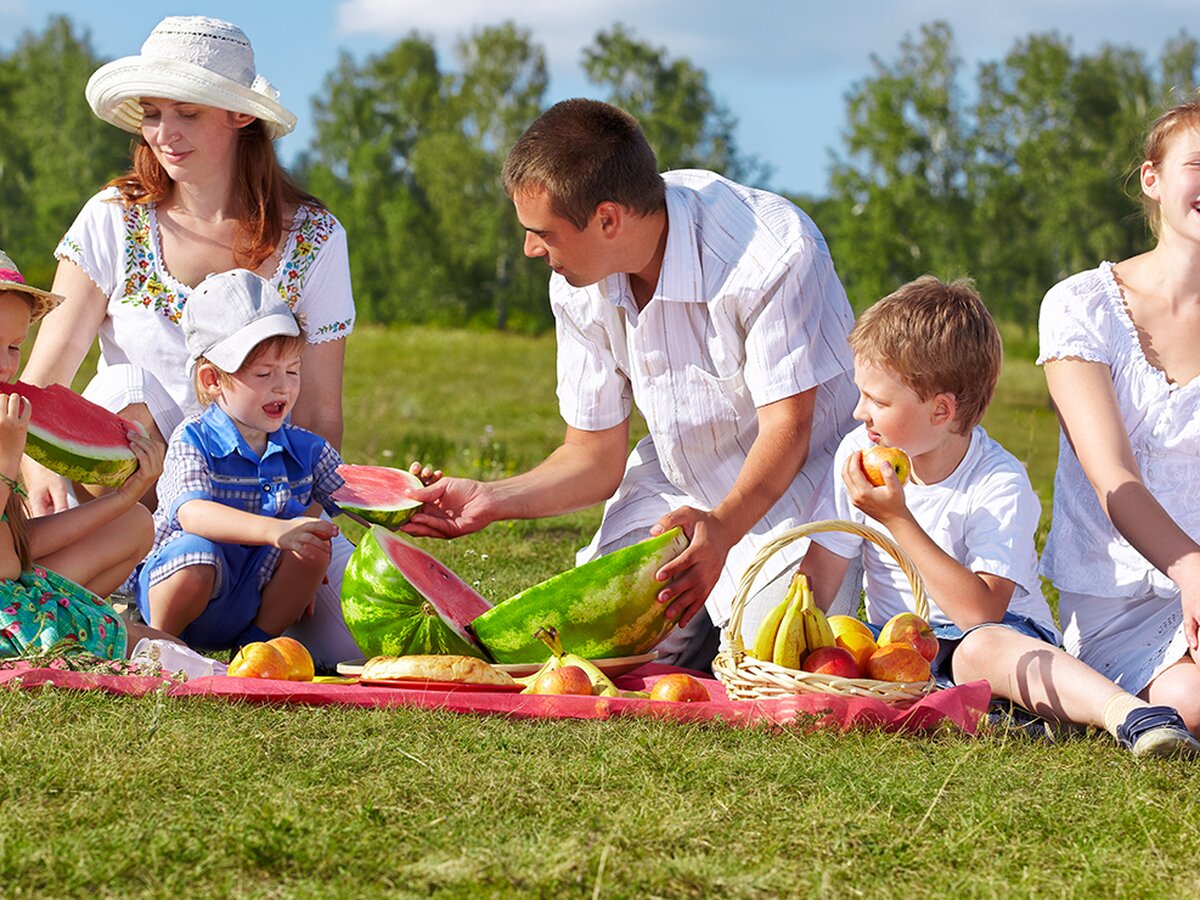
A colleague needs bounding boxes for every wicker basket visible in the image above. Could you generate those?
[712,519,936,706]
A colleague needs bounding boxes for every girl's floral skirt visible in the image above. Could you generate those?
[0,566,126,660]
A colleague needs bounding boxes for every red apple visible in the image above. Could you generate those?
[861,445,911,486]
[877,611,939,662]
[228,642,290,680]
[649,673,711,702]
[800,646,861,678]
[532,665,594,696]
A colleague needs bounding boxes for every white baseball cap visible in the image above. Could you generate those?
[184,269,300,371]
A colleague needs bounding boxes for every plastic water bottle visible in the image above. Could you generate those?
[130,638,228,679]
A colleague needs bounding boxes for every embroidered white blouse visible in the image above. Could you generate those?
[55,188,355,424]
[1037,260,1200,598]
[552,169,859,625]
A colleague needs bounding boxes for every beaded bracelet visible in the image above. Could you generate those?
[0,472,26,499]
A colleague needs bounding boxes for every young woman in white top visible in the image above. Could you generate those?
[19,16,358,667]
[1039,99,1200,732]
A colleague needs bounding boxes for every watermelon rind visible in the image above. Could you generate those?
[0,382,143,487]
[332,464,424,528]
[470,527,690,663]
[341,526,492,659]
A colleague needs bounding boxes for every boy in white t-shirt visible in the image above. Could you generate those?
[798,275,1198,757]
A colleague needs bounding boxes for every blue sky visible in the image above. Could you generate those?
[3,0,1197,196]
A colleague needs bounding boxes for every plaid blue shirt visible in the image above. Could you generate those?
[151,403,345,553]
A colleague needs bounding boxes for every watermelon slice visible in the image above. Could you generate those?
[332,464,423,528]
[341,525,493,659]
[0,382,146,486]
[470,528,690,663]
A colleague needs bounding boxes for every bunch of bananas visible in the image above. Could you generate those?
[747,572,836,669]
[517,626,650,698]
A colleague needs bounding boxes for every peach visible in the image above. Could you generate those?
[828,615,873,642]
[835,630,879,671]
[532,665,595,696]
[865,644,931,683]
[878,611,939,662]
[649,673,711,702]
[267,636,314,682]
[861,445,911,486]
[800,646,861,678]
[228,642,290,680]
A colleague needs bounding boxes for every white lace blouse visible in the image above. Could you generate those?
[1037,261,1200,598]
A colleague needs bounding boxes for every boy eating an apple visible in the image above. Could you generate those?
[796,275,1199,756]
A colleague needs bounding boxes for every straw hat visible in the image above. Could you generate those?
[85,16,296,141]
[0,250,63,322]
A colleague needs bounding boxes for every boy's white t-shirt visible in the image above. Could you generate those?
[812,424,1058,636]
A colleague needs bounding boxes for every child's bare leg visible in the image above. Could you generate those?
[36,504,155,597]
[1141,659,1200,734]
[147,565,215,637]
[951,626,1123,727]
[254,547,330,636]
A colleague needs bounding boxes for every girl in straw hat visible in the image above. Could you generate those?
[19,16,359,667]
[0,249,174,660]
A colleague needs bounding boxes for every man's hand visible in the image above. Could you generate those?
[402,477,498,538]
[649,506,737,628]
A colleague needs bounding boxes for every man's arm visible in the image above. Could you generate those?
[651,389,817,626]
[403,420,631,538]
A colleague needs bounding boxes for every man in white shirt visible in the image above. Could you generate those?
[407,99,857,670]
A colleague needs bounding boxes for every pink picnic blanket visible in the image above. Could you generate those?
[0,661,990,734]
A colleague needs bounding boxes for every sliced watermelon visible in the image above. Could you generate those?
[470,528,690,663]
[332,464,423,528]
[341,525,492,659]
[0,382,146,486]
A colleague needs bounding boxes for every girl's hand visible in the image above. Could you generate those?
[116,431,166,503]
[842,450,911,526]
[274,517,338,561]
[0,392,31,478]
[408,460,443,486]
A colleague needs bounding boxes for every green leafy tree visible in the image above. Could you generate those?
[0,16,128,284]
[827,21,973,311]
[582,24,767,184]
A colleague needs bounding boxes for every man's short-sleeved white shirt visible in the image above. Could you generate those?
[552,170,858,624]
[813,424,1057,635]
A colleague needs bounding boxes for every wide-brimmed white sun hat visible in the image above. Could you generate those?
[85,16,296,141]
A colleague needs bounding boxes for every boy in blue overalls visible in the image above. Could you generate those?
[134,269,344,650]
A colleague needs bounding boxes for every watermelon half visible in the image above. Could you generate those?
[341,525,492,659]
[470,527,690,663]
[0,382,146,486]
[332,464,424,528]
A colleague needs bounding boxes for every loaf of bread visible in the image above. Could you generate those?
[359,654,515,686]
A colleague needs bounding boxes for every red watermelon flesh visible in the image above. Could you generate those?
[332,464,424,528]
[341,525,493,659]
[0,382,147,486]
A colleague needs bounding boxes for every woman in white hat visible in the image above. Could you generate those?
[19,16,359,666]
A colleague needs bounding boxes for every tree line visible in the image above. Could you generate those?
[1,17,1196,339]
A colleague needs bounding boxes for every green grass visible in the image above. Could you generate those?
[7,326,1195,898]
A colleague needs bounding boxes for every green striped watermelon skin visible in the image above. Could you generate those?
[340,526,492,659]
[0,382,144,486]
[470,528,689,663]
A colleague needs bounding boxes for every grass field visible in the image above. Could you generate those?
[5,326,1199,898]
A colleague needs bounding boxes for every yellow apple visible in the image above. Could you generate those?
[861,445,911,486]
